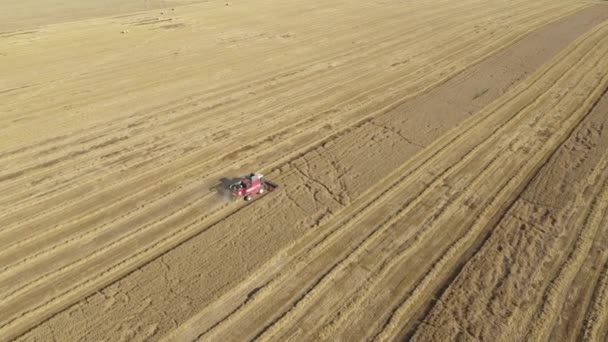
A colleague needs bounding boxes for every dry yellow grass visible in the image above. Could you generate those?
[1,0,608,340]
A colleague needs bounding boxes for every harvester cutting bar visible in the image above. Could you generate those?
[263,179,279,191]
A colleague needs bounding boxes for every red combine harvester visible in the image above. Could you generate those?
[229,172,278,201]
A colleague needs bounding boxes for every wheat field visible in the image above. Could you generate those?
[2,0,608,340]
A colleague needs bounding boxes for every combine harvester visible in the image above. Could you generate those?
[229,172,278,201]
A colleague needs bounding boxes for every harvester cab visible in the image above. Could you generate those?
[229,172,278,201]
